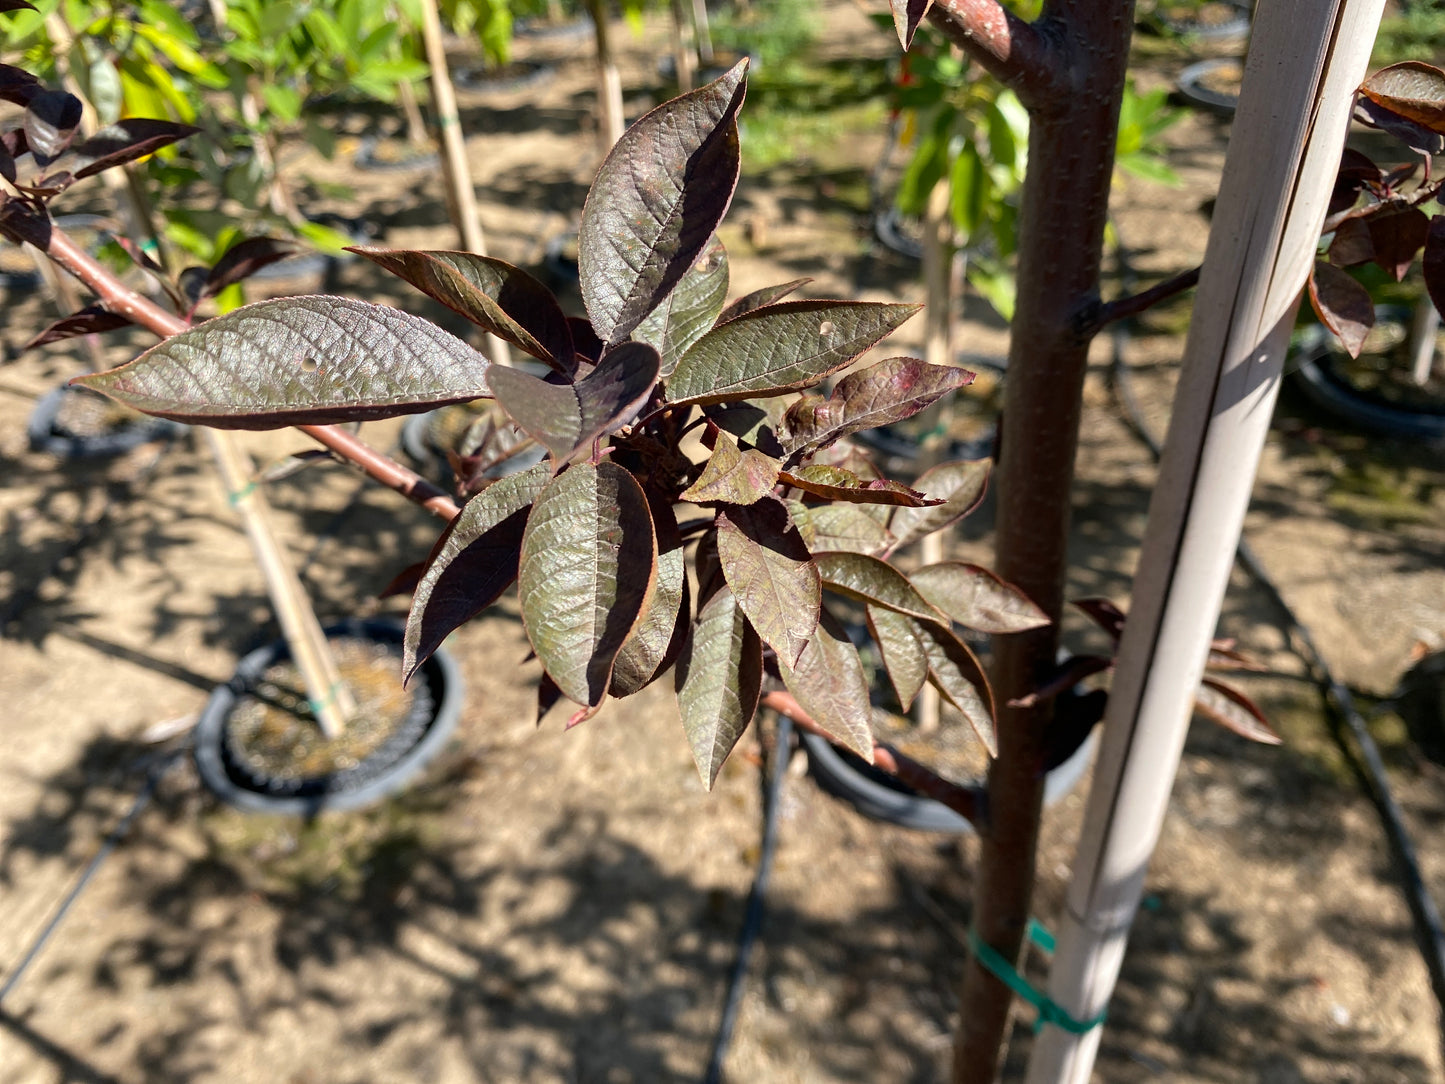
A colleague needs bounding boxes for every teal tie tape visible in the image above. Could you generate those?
[967,921,1107,1035]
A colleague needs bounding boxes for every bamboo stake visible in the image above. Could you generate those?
[415,0,512,367]
[1025,2,1386,1080]
[691,0,714,65]
[1410,300,1440,387]
[670,0,696,93]
[588,0,627,152]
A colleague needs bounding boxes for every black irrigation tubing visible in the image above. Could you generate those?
[1108,232,1445,1044]
[703,711,793,1084]
[0,749,185,1007]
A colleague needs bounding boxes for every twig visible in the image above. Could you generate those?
[924,0,1064,109]
[1088,265,1201,334]
[758,689,983,827]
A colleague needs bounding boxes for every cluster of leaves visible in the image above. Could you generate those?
[26,62,1052,786]
[1310,61,1445,358]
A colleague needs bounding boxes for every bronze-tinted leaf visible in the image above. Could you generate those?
[518,460,658,707]
[631,237,730,377]
[778,607,874,761]
[781,356,974,457]
[1073,597,1127,642]
[580,61,747,344]
[74,296,492,429]
[1424,215,1445,320]
[1354,96,1445,157]
[888,0,933,49]
[909,616,996,754]
[779,464,936,506]
[909,561,1050,633]
[1360,61,1445,137]
[68,119,199,179]
[403,463,550,682]
[867,603,927,710]
[715,277,811,325]
[1195,677,1281,744]
[206,237,298,295]
[0,63,42,108]
[681,432,780,504]
[717,497,819,666]
[667,300,920,406]
[351,247,575,372]
[814,551,945,624]
[23,89,81,164]
[1327,217,1374,267]
[885,458,991,552]
[24,304,131,349]
[704,397,787,455]
[611,490,690,696]
[786,501,888,555]
[1307,260,1374,358]
[0,2,37,15]
[675,584,762,788]
[1367,208,1430,281]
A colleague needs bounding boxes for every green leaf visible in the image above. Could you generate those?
[74,296,491,429]
[886,459,991,551]
[909,561,1050,633]
[908,616,996,754]
[717,497,819,666]
[778,607,874,761]
[667,300,920,406]
[260,83,302,122]
[779,464,935,507]
[351,247,575,373]
[488,341,660,465]
[781,357,975,457]
[631,237,729,377]
[611,490,690,697]
[814,551,945,624]
[715,277,810,325]
[949,141,986,240]
[675,584,762,788]
[895,106,953,217]
[518,460,658,707]
[403,462,550,682]
[579,60,747,344]
[680,431,780,504]
[786,501,888,555]
[867,604,927,710]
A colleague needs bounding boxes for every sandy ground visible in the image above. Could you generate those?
[2,4,1445,1081]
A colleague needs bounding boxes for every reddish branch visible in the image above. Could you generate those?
[1320,175,1445,236]
[39,222,461,521]
[1087,265,1202,335]
[758,689,983,827]
[924,0,1064,109]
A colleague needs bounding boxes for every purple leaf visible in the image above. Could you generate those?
[1195,677,1281,745]
[0,1,38,13]
[1072,598,1127,642]
[403,463,550,682]
[667,299,921,406]
[814,550,946,624]
[0,64,42,108]
[489,340,660,465]
[888,0,934,50]
[1042,689,1108,773]
[1422,215,1445,320]
[779,606,875,761]
[351,247,576,373]
[717,496,820,666]
[779,464,937,506]
[518,460,658,708]
[867,604,928,711]
[69,119,199,179]
[715,277,811,325]
[674,583,762,788]
[580,60,747,344]
[23,304,131,348]
[1308,260,1374,358]
[612,488,690,697]
[74,296,492,429]
[680,431,781,504]
[782,356,975,457]
[885,458,991,552]
[1353,98,1445,158]
[206,237,299,295]
[909,561,1051,634]
[1327,217,1374,267]
[1367,207,1430,281]
[786,500,889,555]
[23,89,82,165]
[631,237,729,377]
[1009,655,1114,708]
[1360,61,1445,137]
[909,616,996,754]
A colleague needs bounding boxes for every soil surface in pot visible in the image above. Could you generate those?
[228,639,416,781]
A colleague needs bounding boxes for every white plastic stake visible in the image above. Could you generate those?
[1025,1,1385,1080]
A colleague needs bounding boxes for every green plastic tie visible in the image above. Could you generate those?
[967,922,1106,1036]
[227,481,257,506]
[438,112,459,128]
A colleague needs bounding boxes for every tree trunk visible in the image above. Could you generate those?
[948,2,1135,1079]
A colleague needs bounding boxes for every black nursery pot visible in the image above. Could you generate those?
[28,384,186,459]
[194,619,463,816]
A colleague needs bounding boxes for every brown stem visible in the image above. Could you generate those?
[1320,174,1445,235]
[758,689,983,827]
[924,0,1064,109]
[38,221,461,521]
[950,1,1135,1079]
[1089,265,1201,333]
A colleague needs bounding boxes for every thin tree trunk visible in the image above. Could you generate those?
[944,1,1135,1078]
[589,0,626,151]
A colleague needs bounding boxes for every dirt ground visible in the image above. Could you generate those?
[3,4,1445,1082]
